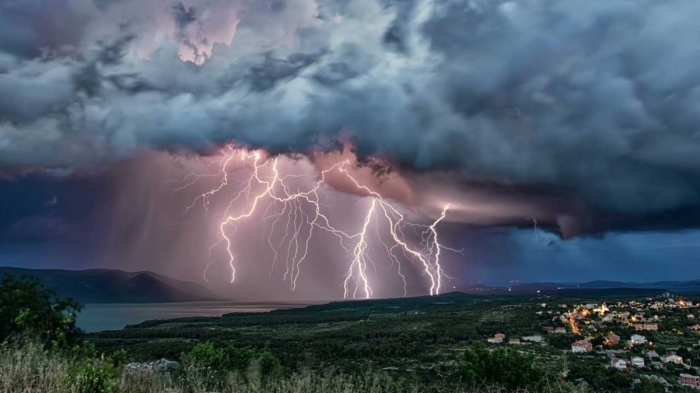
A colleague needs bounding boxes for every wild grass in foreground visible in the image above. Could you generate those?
[0,342,586,393]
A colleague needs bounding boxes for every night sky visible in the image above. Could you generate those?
[1,0,700,300]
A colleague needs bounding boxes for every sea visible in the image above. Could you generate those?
[77,301,314,332]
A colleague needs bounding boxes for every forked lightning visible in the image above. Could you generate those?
[177,146,459,298]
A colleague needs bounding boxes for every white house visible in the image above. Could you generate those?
[522,335,543,343]
[487,337,503,344]
[611,358,627,370]
[631,357,645,367]
[630,334,647,345]
[571,341,592,353]
[661,354,683,364]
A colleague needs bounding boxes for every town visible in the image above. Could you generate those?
[483,293,700,391]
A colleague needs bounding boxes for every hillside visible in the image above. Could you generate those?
[0,267,224,303]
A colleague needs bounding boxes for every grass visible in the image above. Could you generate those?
[0,342,587,393]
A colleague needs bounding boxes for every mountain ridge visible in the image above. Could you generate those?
[460,279,700,294]
[0,267,224,303]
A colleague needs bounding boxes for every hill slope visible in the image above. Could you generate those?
[0,267,224,303]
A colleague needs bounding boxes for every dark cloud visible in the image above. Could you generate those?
[1,0,700,237]
[171,2,197,36]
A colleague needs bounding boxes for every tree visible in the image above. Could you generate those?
[0,274,82,348]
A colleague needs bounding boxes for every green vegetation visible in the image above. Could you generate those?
[0,274,82,349]
[460,345,544,390]
[6,275,700,391]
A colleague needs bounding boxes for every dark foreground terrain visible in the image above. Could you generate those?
[86,288,700,392]
[5,271,700,392]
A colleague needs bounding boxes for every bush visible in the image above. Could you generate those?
[459,344,545,391]
[181,342,258,373]
[258,350,280,377]
[0,274,82,349]
[67,356,120,393]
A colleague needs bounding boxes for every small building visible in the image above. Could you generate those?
[651,361,664,370]
[571,341,592,353]
[495,333,506,339]
[689,314,696,320]
[522,335,543,343]
[635,323,658,331]
[630,334,647,345]
[631,357,645,368]
[606,333,620,344]
[680,374,700,389]
[487,337,503,344]
[554,327,567,334]
[662,354,683,364]
[611,358,627,370]
[689,324,700,331]
[509,338,521,345]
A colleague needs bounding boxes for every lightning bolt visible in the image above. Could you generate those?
[176,147,460,298]
[533,218,538,242]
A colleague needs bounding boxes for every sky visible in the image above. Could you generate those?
[1,0,700,300]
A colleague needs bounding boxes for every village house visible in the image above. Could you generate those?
[635,323,658,331]
[689,314,696,320]
[690,324,700,331]
[487,337,502,344]
[631,357,645,368]
[495,333,506,339]
[662,354,683,364]
[554,327,567,334]
[611,358,627,370]
[522,335,543,343]
[571,341,592,353]
[606,333,620,344]
[680,374,700,389]
[630,334,647,345]
[509,338,521,345]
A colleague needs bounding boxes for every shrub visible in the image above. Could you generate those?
[258,350,280,377]
[181,342,255,373]
[67,356,120,393]
[459,344,545,391]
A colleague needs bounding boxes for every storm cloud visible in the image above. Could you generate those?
[2,0,700,235]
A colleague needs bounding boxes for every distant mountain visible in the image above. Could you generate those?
[523,279,700,290]
[0,267,224,303]
[453,279,700,296]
